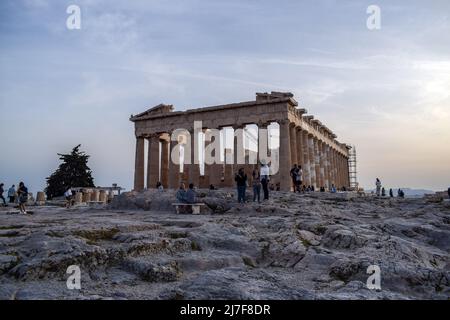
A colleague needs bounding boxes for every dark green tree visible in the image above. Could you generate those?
[45,145,95,199]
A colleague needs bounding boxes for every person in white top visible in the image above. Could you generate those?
[64,188,73,208]
[260,163,270,200]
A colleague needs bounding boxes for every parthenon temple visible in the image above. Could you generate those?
[130,92,351,192]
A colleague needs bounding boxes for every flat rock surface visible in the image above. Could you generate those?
[0,190,449,300]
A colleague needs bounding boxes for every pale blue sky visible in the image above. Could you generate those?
[1,0,449,193]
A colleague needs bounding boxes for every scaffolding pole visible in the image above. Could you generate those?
[348,145,358,190]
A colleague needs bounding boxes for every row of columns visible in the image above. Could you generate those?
[280,121,350,191]
[134,121,350,191]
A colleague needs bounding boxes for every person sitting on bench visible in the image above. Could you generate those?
[186,183,197,204]
[176,183,187,203]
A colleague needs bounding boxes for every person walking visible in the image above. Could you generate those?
[260,162,270,200]
[17,182,28,214]
[0,183,6,206]
[235,168,247,204]
[8,185,16,203]
[375,178,382,197]
[252,167,261,203]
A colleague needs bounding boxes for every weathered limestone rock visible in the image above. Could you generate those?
[0,190,448,300]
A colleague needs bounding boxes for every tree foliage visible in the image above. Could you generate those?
[45,145,95,199]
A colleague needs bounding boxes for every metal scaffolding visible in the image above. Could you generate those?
[348,145,358,190]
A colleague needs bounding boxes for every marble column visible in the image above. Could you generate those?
[189,129,200,188]
[296,127,303,169]
[289,124,298,168]
[168,136,180,189]
[147,134,160,189]
[278,120,292,191]
[160,138,170,188]
[302,131,311,186]
[308,134,316,188]
[318,140,325,189]
[133,137,145,191]
[324,144,331,189]
[314,137,321,189]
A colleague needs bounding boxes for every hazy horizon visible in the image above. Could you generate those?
[1,0,449,194]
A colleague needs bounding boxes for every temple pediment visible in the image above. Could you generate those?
[131,103,174,121]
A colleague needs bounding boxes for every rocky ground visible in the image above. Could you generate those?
[0,189,449,300]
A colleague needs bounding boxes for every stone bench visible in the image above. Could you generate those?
[172,203,205,215]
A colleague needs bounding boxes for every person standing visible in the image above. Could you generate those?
[235,168,247,204]
[64,187,73,208]
[448,187,450,199]
[252,167,261,203]
[0,183,6,206]
[290,164,298,192]
[17,182,28,214]
[375,178,382,197]
[381,187,386,197]
[389,188,394,197]
[8,185,16,203]
[260,162,270,200]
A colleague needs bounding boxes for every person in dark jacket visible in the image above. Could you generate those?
[17,182,28,214]
[0,183,6,206]
[235,168,247,204]
[186,183,196,204]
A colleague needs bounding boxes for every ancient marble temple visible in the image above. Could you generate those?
[130,92,351,192]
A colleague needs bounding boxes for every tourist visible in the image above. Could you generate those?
[296,165,303,192]
[8,185,16,203]
[235,168,247,204]
[375,178,382,196]
[156,181,164,191]
[176,182,187,203]
[260,163,270,200]
[448,187,450,199]
[397,188,405,198]
[0,183,6,206]
[290,164,298,192]
[381,187,386,197]
[320,186,325,192]
[186,183,197,204]
[252,167,261,203]
[311,185,315,192]
[17,182,28,214]
[389,188,394,197]
[209,184,215,190]
[330,184,337,193]
[64,187,73,208]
